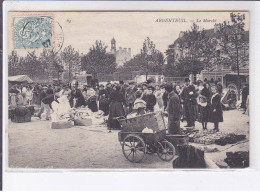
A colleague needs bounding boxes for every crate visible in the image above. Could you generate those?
[11,111,31,123]
[119,111,166,133]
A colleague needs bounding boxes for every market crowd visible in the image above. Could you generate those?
[8,77,249,134]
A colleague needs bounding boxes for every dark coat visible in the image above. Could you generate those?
[181,84,197,121]
[69,89,86,108]
[98,89,109,115]
[108,90,126,129]
[198,87,211,122]
[162,92,169,110]
[210,93,223,123]
[167,91,182,121]
[142,93,156,112]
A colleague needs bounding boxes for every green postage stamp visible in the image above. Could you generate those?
[13,16,53,49]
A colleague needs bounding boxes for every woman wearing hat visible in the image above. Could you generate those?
[209,85,223,132]
[198,83,211,130]
[108,85,126,130]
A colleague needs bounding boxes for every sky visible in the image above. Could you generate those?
[8,11,249,57]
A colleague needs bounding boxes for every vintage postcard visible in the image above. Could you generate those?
[7,11,249,169]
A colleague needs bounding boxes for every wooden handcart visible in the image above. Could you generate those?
[118,112,176,163]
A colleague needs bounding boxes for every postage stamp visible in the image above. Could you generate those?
[13,16,53,49]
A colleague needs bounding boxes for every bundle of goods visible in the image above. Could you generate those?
[224,151,249,168]
[73,107,105,126]
[215,134,246,146]
[10,106,32,123]
[189,131,246,146]
[188,131,225,145]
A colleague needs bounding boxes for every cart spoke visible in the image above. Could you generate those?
[123,142,131,148]
[126,150,133,159]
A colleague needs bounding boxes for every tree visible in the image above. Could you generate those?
[173,23,205,76]
[141,37,164,79]
[218,12,248,99]
[121,37,164,79]
[40,49,63,81]
[81,40,116,78]
[61,45,81,82]
[8,50,20,76]
[20,52,44,79]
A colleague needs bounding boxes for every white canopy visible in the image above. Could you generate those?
[8,75,33,83]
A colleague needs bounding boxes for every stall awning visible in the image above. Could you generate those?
[8,75,33,83]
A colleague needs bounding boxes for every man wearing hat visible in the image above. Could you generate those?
[181,78,197,128]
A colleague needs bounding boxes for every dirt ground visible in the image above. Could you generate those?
[8,109,249,169]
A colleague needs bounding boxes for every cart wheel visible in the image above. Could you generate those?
[157,140,175,162]
[122,134,146,163]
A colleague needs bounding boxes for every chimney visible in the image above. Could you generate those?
[124,48,127,53]
[128,48,131,56]
[119,47,122,51]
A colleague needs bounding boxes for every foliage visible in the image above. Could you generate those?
[122,37,164,74]
[218,12,248,72]
[61,46,81,73]
[40,49,63,80]
[81,40,117,78]
[172,23,206,76]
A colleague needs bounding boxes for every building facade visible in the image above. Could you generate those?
[109,37,132,66]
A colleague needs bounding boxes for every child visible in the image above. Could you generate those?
[142,86,156,112]
[133,90,146,115]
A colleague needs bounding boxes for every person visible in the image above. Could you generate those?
[32,85,41,106]
[119,81,126,97]
[241,84,249,110]
[98,84,109,115]
[85,85,98,112]
[198,83,211,130]
[162,85,169,111]
[181,78,197,128]
[142,86,156,112]
[125,84,136,114]
[69,80,86,108]
[9,85,19,106]
[133,90,146,115]
[25,85,33,105]
[227,90,237,109]
[154,85,164,110]
[167,86,182,134]
[108,85,126,130]
[46,85,54,96]
[40,89,62,120]
[22,85,28,105]
[209,86,223,132]
[216,78,223,95]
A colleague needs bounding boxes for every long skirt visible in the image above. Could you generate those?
[198,105,210,122]
[88,100,98,112]
[108,101,125,129]
[168,116,181,135]
[209,105,223,123]
[99,101,109,116]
